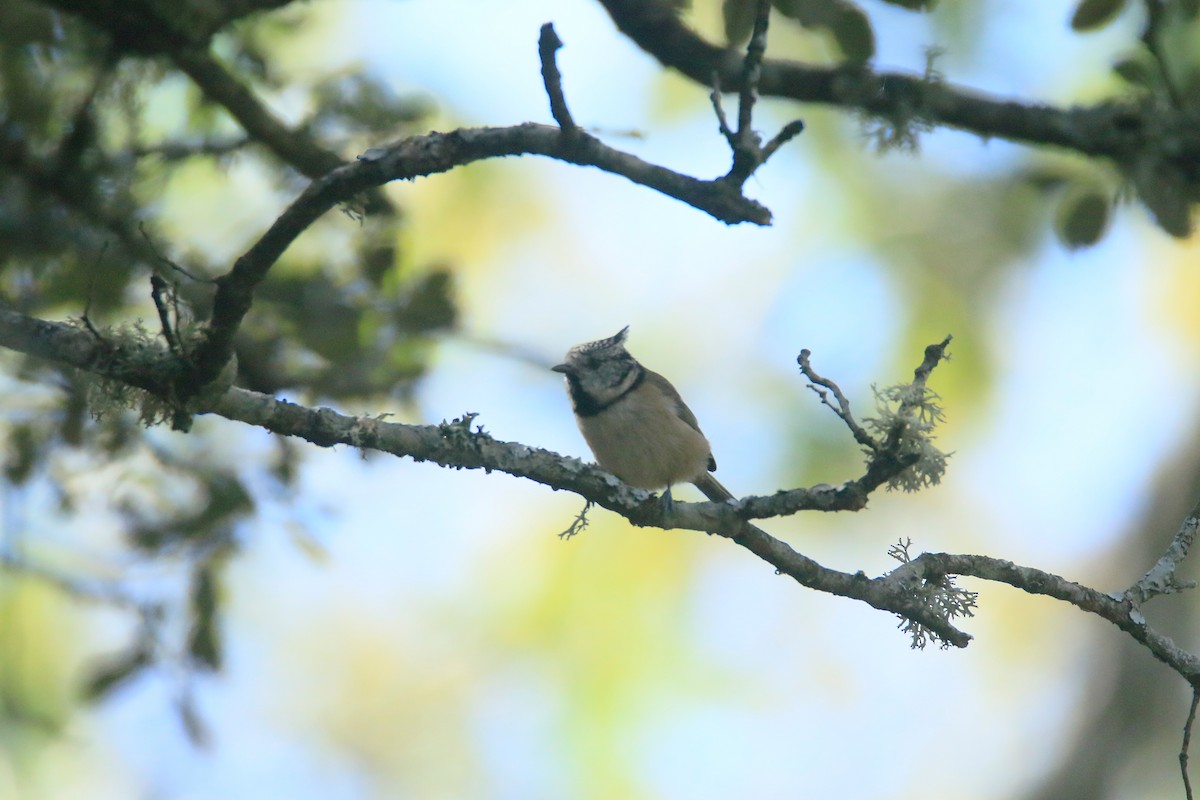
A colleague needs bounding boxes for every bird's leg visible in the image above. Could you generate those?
[659,485,675,513]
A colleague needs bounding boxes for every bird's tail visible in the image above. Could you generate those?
[693,472,735,503]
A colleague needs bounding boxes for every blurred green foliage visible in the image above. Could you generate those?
[0,0,453,753]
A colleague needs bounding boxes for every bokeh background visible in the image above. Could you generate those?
[4,0,1200,798]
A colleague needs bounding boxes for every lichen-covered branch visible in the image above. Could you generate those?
[0,307,970,645]
[892,550,1200,682]
[1126,495,1200,604]
[13,302,1200,673]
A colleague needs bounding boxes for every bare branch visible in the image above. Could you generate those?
[798,348,877,452]
[736,0,769,139]
[708,0,806,188]
[538,23,577,134]
[150,275,181,355]
[1127,495,1200,604]
[911,335,953,391]
[132,136,252,162]
[0,551,147,613]
[1184,686,1199,800]
[595,0,1200,167]
[182,123,773,400]
[139,222,212,284]
[560,500,593,540]
[170,48,344,179]
[19,303,1200,669]
[180,25,782,406]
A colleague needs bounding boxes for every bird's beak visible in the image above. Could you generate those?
[551,363,572,374]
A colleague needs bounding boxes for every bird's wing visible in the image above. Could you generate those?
[645,369,718,472]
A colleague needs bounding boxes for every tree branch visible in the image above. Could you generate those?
[16,301,1200,673]
[798,347,877,452]
[179,23,790,406]
[538,23,578,134]
[11,303,1200,680]
[170,47,345,179]
[705,0,805,188]
[594,0,1200,167]
[1126,495,1200,604]
[893,551,1200,682]
[181,123,774,398]
[1184,685,1199,800]
[0,307,970,646]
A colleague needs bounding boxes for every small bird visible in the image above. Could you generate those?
[553,326,734,507]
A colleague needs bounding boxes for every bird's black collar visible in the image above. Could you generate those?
[568,365,645,417]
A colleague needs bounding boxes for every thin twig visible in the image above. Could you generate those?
[538,23,578,134]
[560,500,593,539]
[0,551,145,611]
[898,334,953,419]
[797,348,877,452]
[133,137,252,162]
[1128,496,1200,603]
[170,48,344,179]
[912,335,953,387]
[150,275,181,355]
[139,222,211,283]
[1183,684,1199,800]
[81,241,109,340]
[709,0,806,188]
[736,0,770,140]
[710,72,735,142]
[761,119,806,161]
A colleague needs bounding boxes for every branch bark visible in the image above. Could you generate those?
[594,0,1200,166]
[0,306,970,645]
[180,123,775,400]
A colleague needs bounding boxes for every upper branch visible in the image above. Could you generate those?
[538,23,578,134]
[182,123,774,397]
[708,0,806,187]
[170,48,344,179]
[595,0,1200,165]
[182,22,783,402]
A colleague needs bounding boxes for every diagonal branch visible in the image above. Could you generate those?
[170,47,345,179]
[182,123,775,399]
[0,307,969,647]
[1126,494,1200,603]
[798,347,876,452]
[16,301,1200,671]
[181,23,788,406]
